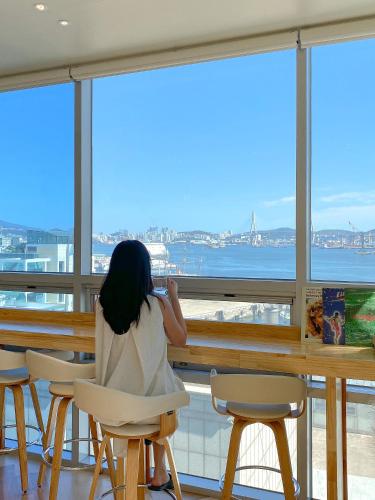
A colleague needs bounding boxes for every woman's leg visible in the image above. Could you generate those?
[151,442,169,486]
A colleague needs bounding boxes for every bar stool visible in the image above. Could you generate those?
[26,350,97,500]
[74,378,190,500]
[210,372,307,500]
[0,349,74,493]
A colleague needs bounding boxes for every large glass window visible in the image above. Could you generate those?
[180,299,290,325]
[3,38,375,500]
[311,39,375,283]
[0,290,73,311]
[0,83,74,273]
[312,397,375,500]
[92,51,296,279]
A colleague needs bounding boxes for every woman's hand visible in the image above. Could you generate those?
[167,278,178,298]
[157,277,187,347]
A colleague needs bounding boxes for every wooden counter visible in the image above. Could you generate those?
[1,309,374,500]
[1,310,374,381]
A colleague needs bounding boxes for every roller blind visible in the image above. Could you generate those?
[2,16,375,91]
[0,67,71,93]
[299,17,375,48]
[70,31,298,80]
[0,31,297,90]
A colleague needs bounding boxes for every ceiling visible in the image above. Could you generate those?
[1,0,375,77]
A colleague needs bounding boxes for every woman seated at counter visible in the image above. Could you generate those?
[95,240,187,491]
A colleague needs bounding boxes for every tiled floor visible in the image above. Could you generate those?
[0,454,215,500]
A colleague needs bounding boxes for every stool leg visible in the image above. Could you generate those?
[29,382,45,437]
[145,440,152,484]
[116,456,126,500]
[11,385,28,493]
[89,434,108,500]
[126,439,140,500]
[104,436,117,496]
[137,439,145,500]
[0,386,5,449]
[162,437,182,500]
[38,394,59,487]
[222,418,248,500]
[49,397,71,500]
[269,420,295,500]
[89,414,102,474]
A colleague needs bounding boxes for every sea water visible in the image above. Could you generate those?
[92,243,375,283]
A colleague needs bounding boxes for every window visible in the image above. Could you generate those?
[88,292,290,325]
[0,290,73,311]
[312,398,375,500]
[311,39,375,283]
[180,299,290,325]
[2,38,375,500]
[92,51,296,279]
[0,83,74,273]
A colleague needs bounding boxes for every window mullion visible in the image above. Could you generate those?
[74,80,93,311]
[295,44,311,500]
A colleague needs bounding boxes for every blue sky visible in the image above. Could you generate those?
[1,39,374,234]
[0,83,74,230]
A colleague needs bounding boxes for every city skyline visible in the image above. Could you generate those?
[1,214,374,239]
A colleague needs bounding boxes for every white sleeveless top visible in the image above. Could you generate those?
[95,294,184,397]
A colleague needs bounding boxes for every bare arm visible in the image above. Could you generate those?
[156,278,187,347]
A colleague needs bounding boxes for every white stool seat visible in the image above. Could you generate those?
[38,350,74,361]
[227,401,291,420]
[0,368,29,386]
[49,382,74,397]
[0,352,73,388]
[101,423,160,438]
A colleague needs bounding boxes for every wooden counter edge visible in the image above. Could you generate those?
[0,331,95,354]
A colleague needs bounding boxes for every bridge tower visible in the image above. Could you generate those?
[249,211,258,245]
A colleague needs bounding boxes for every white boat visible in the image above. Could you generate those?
[145,243,174,274]
[145,243,168,259]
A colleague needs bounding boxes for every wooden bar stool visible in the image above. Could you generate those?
[210,371,307,500]
[0,349,44,493]
[26,350,100,500]
[73,378,190,500]
[0,348,73,493]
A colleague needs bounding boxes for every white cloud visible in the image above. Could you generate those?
[263,195,296,207]
[320,191,375,204]
[312,203,375,230]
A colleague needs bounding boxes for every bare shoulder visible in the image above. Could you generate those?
[153,293,169,310]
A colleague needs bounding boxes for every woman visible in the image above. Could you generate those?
[95,240,187,490]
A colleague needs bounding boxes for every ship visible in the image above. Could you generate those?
[145,243,180,275]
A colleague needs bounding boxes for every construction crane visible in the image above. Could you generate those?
[349,221,365,248]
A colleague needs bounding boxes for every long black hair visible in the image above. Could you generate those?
[99,240,154,335]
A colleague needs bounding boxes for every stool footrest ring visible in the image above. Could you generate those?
[219,464,300,499]
[98,483,176,499]
[41,438,107,471]
[0,424,42,455]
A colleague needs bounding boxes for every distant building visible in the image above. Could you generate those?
[24,229,73,273]
[27,229,72,245]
